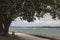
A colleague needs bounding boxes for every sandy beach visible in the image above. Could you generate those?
[15,33,50,40]
[9,32,49,40]
[9,32,60,40]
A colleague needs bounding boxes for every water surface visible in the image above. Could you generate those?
[9,26,60,36]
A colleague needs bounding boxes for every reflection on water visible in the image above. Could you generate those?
[45,28,48,30]
[33,28,36,30]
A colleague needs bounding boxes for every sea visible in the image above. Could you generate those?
[9,26,60,37]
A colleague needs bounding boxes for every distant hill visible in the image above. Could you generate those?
[11,26,60,28]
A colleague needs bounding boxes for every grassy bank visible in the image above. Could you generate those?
[0,35,20,40]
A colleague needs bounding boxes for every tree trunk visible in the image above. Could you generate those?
[3,24,10,36]
[0,13,4,35]
[0,20,3,35]
[3,19,12,36]
[2,14,12,36]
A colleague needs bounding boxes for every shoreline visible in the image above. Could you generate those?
[29,34,60,40]
[9,32,60,40]
[31,34,57,40]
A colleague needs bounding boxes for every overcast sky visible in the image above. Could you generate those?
[10,13,60,27]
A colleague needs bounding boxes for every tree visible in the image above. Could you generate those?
[0,0,17,35]
[0,0,60,36]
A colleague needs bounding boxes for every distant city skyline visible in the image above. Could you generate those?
[11,13,60,27]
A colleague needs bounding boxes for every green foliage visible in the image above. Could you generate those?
[1,0,60,22]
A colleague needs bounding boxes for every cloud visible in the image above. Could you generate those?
[11,13,60,26]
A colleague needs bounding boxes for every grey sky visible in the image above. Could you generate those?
[11,13,60,26]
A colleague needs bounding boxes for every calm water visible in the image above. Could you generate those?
[9,26,60,36]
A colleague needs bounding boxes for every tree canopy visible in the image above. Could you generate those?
[14,0,60,21]
[1,0,60,22]
[0,0,60,36]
